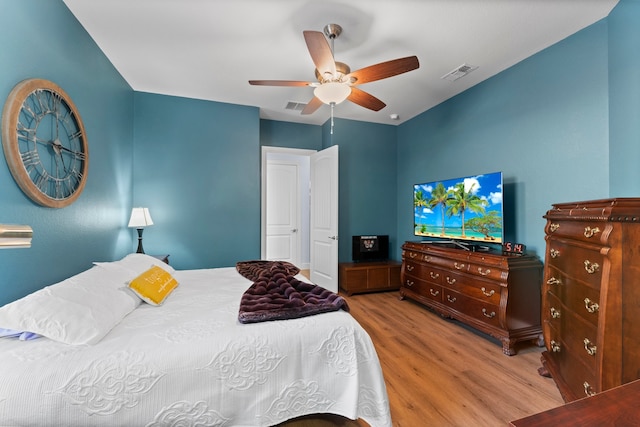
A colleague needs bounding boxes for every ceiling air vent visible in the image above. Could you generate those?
[285,101,307,111]
[441,63,478,82]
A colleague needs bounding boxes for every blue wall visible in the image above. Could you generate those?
[397,18,611,256]
[260,119,323,151]
[0,1,133,306]
[608,0,640,195]
[133,93,261,270]
[330,119,398,261]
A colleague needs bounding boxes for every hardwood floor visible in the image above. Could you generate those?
[286,273,563,426]
[342,290,563,426]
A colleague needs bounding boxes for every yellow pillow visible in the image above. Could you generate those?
[128,265,178,306]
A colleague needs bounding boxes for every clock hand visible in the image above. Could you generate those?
[51,140,68,175]
[55,144,85,159]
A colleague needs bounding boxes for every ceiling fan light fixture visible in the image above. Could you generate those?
[314,82,351,105]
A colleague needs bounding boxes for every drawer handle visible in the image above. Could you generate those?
[409,253,417,258]
[405,280,414,287]
[430,272,439,279]
[549,223,560,232]
[430,289,440,297]
[547,277,561,286]
[424,255,432,262]
[446,277,456,285]
[406,265,414,272]
[584,260,599,274]
[550,340,561,352]
[583,382,596,397]
[454,262,465,270]
[584,298,599,313]
[550,248,560,258]
[482,308,496,318]
[583,226,600,238]
[583,338,597,356]
[477,267,491,276]
[447,295,457,303]
[480,287,495,297]
[550,307,561,319]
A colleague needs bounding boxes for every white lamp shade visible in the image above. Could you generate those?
[314,82,351,105]
[128,208,154,228]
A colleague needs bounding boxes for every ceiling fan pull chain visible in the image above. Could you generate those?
[330,102,335,134]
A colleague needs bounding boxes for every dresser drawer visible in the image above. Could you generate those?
[404,261,443,285]
[545,266,601,327]
[403,248,424,262]
[545,219,610,245]
[442,271,502,306]
[546,238,605,289]
[465,262,507,282]
[402,274,442,303]
[441,289,501,328]
[545,293,598,371]
[404,248,451,268]
[421,253,465,271]
[545,323,598,399]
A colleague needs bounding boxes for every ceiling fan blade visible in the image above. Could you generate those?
[303,30,336,78]
[347,56,419,85]
[249,80,312,87]
[347,87,386,111]
[301,96,324,115]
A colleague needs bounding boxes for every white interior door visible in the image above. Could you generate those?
[265,160,299,264]
[310,145,339,292]
[261,147,313,268]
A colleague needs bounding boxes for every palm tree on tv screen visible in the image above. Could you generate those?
[446,182,488,238]
[414,189,428,231]
[428,182,452,236]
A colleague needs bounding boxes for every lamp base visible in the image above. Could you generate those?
[136,228,145,254]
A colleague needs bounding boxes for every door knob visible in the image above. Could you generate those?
[328,235,338,240]
[291,228,298,233]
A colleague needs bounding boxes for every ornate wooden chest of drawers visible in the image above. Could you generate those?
[540,198,640,402]
[400,241,543,355]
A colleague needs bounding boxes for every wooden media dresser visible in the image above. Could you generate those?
[400,241,543,355]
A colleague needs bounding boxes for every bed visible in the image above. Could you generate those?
[0,254,391,427]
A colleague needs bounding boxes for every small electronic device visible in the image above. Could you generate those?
[352,235,389,262]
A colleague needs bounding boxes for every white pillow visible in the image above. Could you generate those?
[94,253,176,275]
[0,265,138,345]
[93,253,178,304]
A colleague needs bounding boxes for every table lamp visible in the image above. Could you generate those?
[128,208,153,253]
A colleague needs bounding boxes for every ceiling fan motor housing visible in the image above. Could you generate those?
[323,24,342,39]
[315,61,351,83]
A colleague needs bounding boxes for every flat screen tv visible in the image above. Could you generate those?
[414,171,503,246]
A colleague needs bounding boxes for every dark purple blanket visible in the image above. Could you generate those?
[236,260,349,324]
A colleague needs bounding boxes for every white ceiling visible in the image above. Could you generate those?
[62,0,618,126]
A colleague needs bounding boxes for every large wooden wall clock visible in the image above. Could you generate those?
[1,78,89,208]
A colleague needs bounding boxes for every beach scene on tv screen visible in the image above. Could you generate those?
[414,172,503,243]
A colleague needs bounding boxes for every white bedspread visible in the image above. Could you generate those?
[0,267,391,427]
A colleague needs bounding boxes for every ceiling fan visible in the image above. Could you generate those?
[249,24,420,116]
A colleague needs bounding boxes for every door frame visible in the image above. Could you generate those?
[261,146,316,263]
